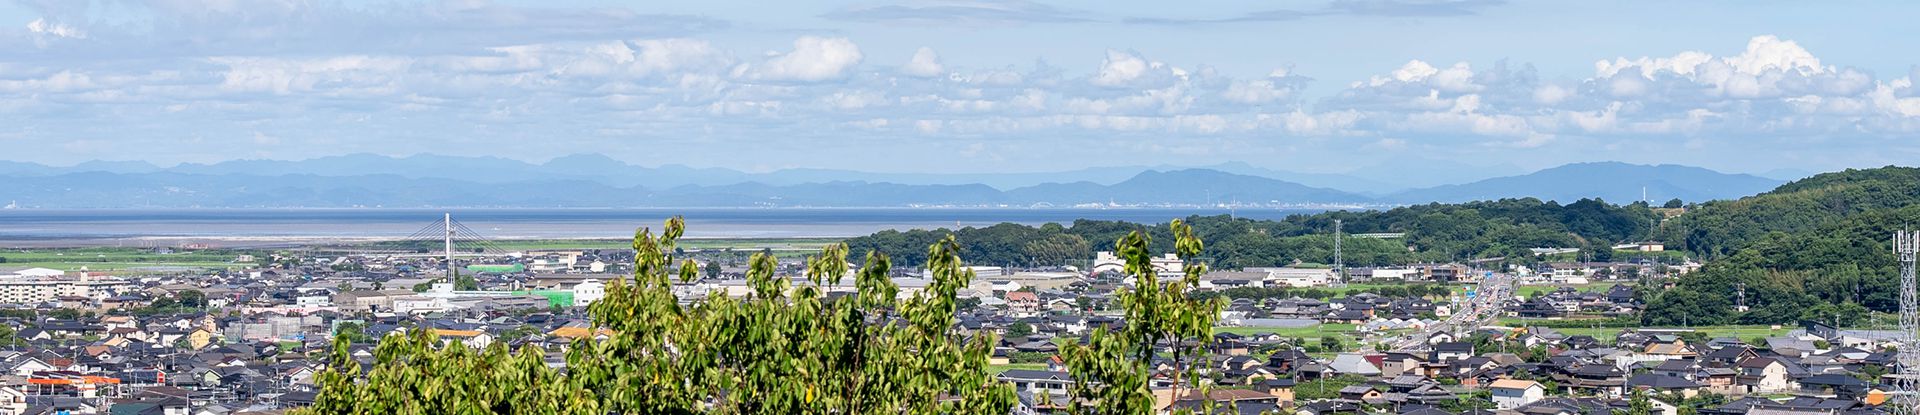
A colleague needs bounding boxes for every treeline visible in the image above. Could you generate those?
[844,198,1659,270]
[1641,166,1920,326]
[1656,166,1920,259]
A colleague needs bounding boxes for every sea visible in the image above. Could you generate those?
[0,208,1330,243]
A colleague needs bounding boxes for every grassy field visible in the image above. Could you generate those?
[0,247,247,272]
[3,261,241,272]
[1513,281,1619,298]
[1213,323,1362,349]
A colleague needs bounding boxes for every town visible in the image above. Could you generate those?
[0,230,1901,415]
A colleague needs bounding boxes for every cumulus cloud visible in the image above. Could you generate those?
[25,18,84,39]
[746,37,864,82]
[1090,50,1184,88]
[1320,35,1920,149]
[901,47,945,77]
[4,18,1918,170]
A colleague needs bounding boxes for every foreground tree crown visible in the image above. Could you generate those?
[299,217,1222,414]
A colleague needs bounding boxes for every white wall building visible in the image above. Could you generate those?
[572,279,605,307]
[1251,267,1337,287]
[0,276,132,305]
[1092,252,1182,275]
[1489,379,1545,409]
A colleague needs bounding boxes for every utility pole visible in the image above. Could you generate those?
[1334,219,1345,286]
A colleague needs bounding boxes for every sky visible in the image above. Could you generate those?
[3,0,1919,176]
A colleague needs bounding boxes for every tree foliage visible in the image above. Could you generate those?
[1060,219,1225,415]
[1639,167,1920,325]
[300,217,1015,414]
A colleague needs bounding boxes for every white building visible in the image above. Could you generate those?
[1091,252,1181,275]
[295,295,333,307]
[926,266,1004,279]
[1489,379,1545,409]
[572,279,605,307]
[0,275,132,305]
[1367,268,1421,281]
[1251,267,1337,287]
[6,268,64,278]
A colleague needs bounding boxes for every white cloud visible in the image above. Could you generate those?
[7,26,1920,169]
[1091,50,1162,87]
[901,47,945,77]
[747,36,864,82]
[1318,34,1920,150]
[26,18,84,40]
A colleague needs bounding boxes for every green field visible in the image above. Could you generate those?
[0,247,247,272]
[1513,282,1619,298]
[1213,323,1363,350]
[4,261,240,272]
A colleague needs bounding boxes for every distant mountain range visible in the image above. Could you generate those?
[0,155,1788,208]
[1385,162,1784,204]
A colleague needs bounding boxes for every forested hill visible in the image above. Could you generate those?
[1639,166,1920,327]
[843,198,1658,269]
[1655,166,1920,259]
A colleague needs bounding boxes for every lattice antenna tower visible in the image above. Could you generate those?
[1895,229,1919,415]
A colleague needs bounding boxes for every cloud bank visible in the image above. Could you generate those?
[2,1,1917,171]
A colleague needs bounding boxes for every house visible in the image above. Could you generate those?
[1336,385,1380,402]
[1163,389,1280,414]
[431,329,493,349]
[1432,342,1474,362]
[1489,378,1545,409]
[0,386,23,415]
[4,356,55,376]
[1004,291,1040,313]
[1378,352,1426,378]
[1326,353,1381,377]
[1736,357,1799,394]
[1254,378,1296,406]
[1627,373,1704,398]
[998,370,1074,396]
[1797,373,1872,399]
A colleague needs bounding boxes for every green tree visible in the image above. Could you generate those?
[1059,219,1224,415]
[1007,322,1034,338]
[1615,389,1654,415]
[454,273,479,291]
[1663,198,1684,209]
[1319,336,1345,352]
[0,324,18,348]
[332,322,370,344]
[704,259,721,280]
[301,217,1016,414]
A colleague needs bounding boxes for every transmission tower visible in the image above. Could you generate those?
[445,213,456,276]
[1895,229,1919,415]
[1735,283,1747,312]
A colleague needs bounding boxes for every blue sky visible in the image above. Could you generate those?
[3,0,1918,175]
